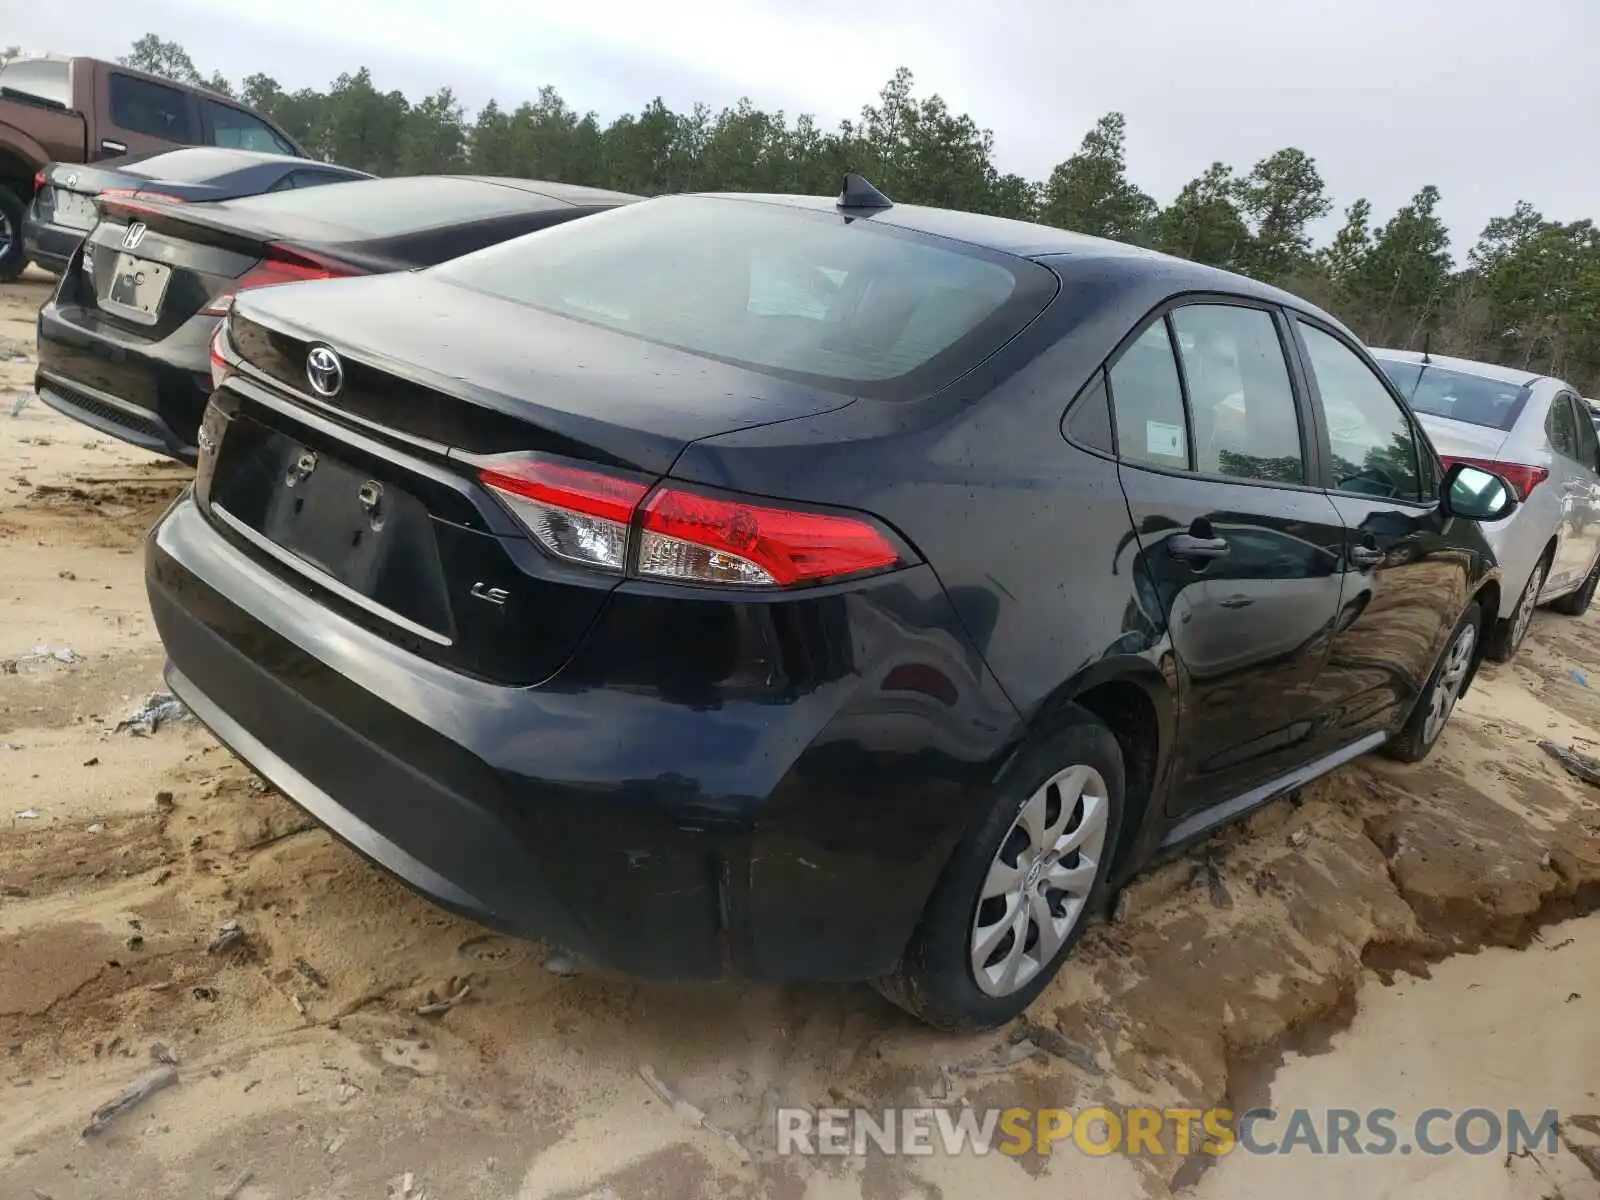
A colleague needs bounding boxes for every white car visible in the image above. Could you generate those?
[1372,349,1600,660]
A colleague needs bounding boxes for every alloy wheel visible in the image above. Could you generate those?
[970,763,1108,997]
[0,210,12,256]
[1511,561,1545,650]
[1422,623,1477,745]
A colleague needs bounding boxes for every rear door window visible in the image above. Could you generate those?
[108,73,196,142]
[1170,304,1305,485]
[202,98,297,155]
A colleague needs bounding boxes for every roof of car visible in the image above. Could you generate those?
[697,190,1338,325]
[1368,348,1548,388]
[461,177,641,206]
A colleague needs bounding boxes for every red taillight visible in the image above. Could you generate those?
[100,187,187,205]
[1439,455,1548,502]
[208,315,235,390]
[477,456,907,587]
[480,460,651,574]
[33,169,46,191]
[638,489,902,586]
[201,244,359,315]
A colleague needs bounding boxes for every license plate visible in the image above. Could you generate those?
[52,189,98,230]
[99,253,170,325]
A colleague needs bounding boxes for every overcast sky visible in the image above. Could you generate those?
[10,0,1598,253]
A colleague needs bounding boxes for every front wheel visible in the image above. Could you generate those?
[874,712,1125,1031]
[1383,602,1483,763]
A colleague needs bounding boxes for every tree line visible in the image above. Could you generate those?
[124,33,1600,394]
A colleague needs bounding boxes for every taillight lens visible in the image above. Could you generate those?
[480,460,650,574]
[33,169,46,192]
[101,187,187,206]
[1439,455,1548,502]
[201,244,359,315]
[638,488,902,586]
[208,313,236,390]
[478,456,908,587]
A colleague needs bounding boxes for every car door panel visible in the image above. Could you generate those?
[1102,302,1348,817]
[1549,394,1600,589]
[1290,318,1463,736]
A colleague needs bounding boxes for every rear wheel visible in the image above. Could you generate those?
[874,711,1124,1031]
[1485,552,1549,662]
[1549,555,1600,617]
[1384,602,1483,763]
[0,185,27,283]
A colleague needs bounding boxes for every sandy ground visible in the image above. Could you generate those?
[0,268,1597,1199]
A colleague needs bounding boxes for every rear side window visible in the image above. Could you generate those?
[1170,304,1304,485]
[108,73,195,141]
[203,99,296,155]
[0,58,71,107]
[429,195,1056,398]
[1108,320,1190,471]
[227,176,562,236]
[1548,395,1583,460]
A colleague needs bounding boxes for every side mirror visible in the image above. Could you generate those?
[1440,461,1518,522]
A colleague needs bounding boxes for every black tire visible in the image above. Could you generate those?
[1485,550,1551,662]
[1383,601,1485,764]
[0,184,27,284]
[874,709,1125,1031]
[1549,555,1600,617]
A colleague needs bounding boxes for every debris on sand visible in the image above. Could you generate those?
[207,919,248,956]
[1192,852,1233,909]
[112,692,194,737]
[13,809,39,820]
[217,1167,253,1199]
[1539,740,1600,789]
[293,957,330,989]
[82,1065,179,1136]
[9,391,31,417]
[543,950,582,977]
[637,1065,752,1164]
[12,643,81,669]
[150,1042,178,1066]
[416,981,471,1015]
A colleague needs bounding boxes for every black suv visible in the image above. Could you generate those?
[145,179,1515,1030]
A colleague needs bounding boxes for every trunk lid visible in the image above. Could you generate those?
[228,271,858,474]
[204,271,857,683]
[1415,412,1514,462]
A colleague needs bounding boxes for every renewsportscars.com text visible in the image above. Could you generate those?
[775,1105,1561,1158]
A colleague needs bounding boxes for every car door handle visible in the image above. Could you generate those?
[1349,545,1384,567]
[1168,533,1231,561]
[100,139,128,156]
[1219,595,1254,609]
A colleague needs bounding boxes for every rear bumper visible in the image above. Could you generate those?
[36,292,216,464]
[147,490,1019,981]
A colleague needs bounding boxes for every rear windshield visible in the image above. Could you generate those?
[1378,359,1532,431]
[0,58,71,107]
[225,176,566,236]
[429,195,1056,398]
[123,148,290,182]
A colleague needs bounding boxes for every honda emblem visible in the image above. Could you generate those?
[121,222,148,251]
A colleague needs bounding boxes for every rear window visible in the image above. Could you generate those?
[0,58,71,107]
[1378,359,1532,431]
[225,176,564,236]
[122,147,286,182]
[429,195,1055,397]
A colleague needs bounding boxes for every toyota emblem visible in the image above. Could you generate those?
[305,345,343,398]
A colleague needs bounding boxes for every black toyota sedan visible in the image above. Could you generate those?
[35,175,638,464]
[146,178,1516,1030]
[25,148,372,276]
